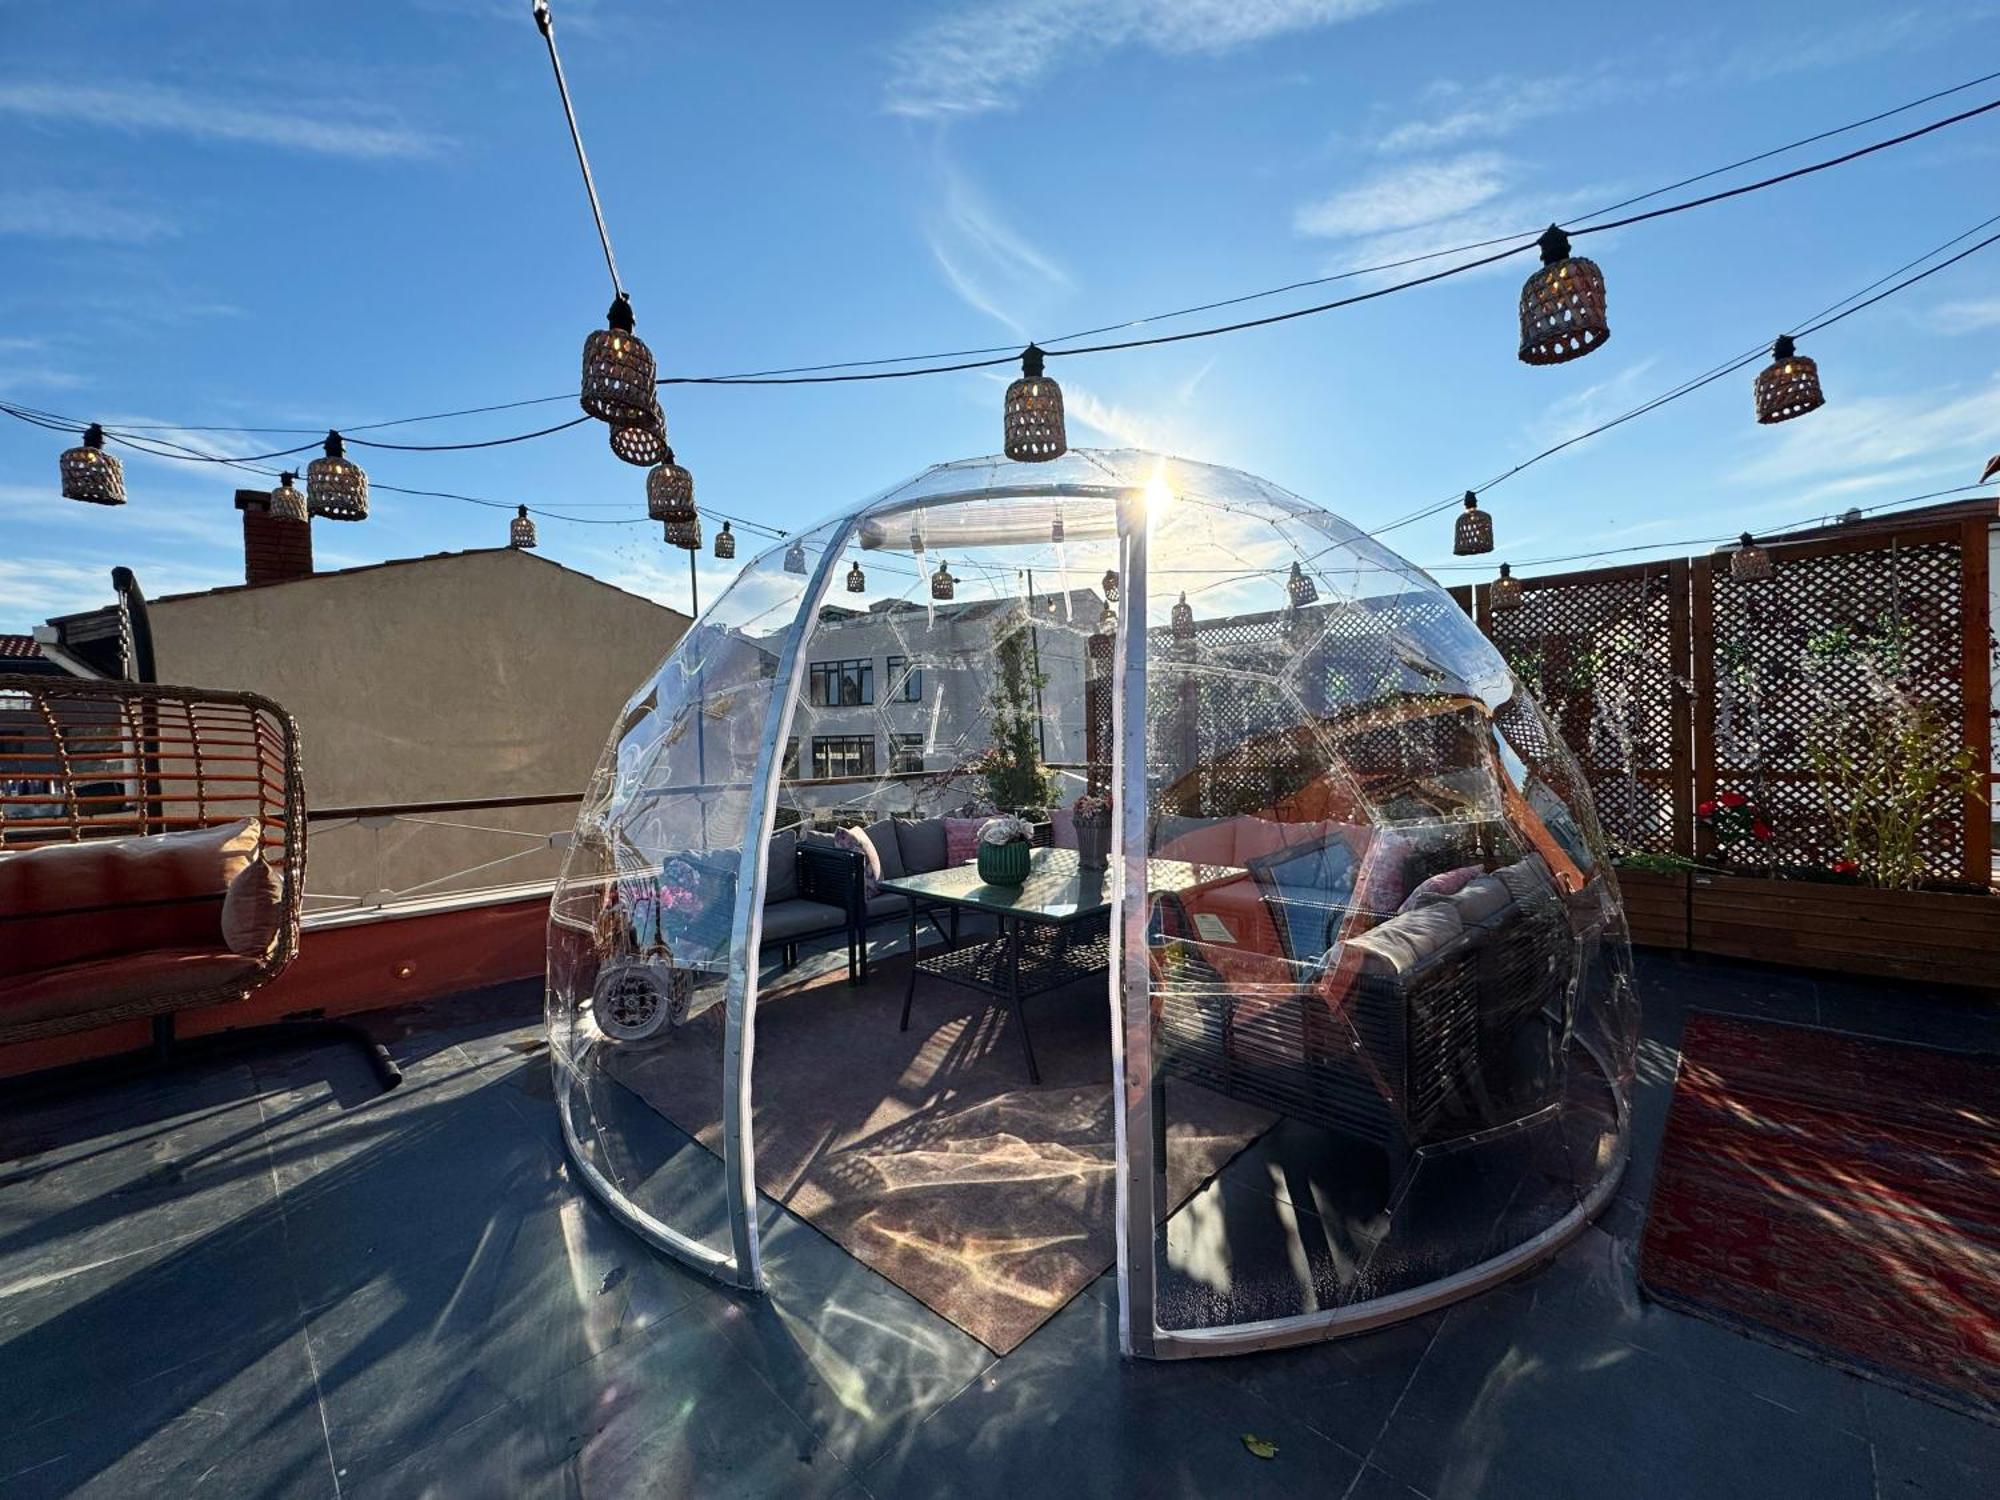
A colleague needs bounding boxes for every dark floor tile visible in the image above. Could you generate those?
[301,1183,700,1482]
[0,1332,334,1499]
[1342,1463,1432,1500]
[1636,955,1819,1027]
[0,1061,277,1286]
[1368,1280,1876,1500]
[691,1208,993,1471]
[1214,1312,1443,1456]
[862,1291,1364,1498]
[1861,1381,2000,1496]
[1812,977,2000,1053]
[0,1212,301,1435]
[356,1311,864,1500]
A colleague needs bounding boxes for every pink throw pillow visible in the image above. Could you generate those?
[945,817,986,866]
[1400,864,1483,913]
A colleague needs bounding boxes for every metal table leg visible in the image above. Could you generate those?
[1008,916,1041,1084]
[898,902,920,1032]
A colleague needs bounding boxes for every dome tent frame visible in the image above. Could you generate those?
[549,449,1634,1360]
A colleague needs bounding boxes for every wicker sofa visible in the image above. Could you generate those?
[1151,814,1573,1163]
[0,675,307,1051]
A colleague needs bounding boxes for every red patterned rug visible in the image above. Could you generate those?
[1640,1012,2000,1421]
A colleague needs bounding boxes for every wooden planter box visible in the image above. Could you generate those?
[1689,872,2000,989]
[1615,868,1689,950]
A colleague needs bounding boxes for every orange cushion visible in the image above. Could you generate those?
[0,819,259,974]
[0,947,263,1033]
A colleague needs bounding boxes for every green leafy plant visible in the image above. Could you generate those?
[975,626,1056,813]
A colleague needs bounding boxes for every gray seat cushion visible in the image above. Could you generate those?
[765,827,798,904]
[897,817,947,874]
[864,818,907,881]
[1346,903,1464,977]
[865,891,911,920]
[759,898,848,942]
[1447,874,1514,927]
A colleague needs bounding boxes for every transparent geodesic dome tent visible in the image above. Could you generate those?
[547,449,1637,1357]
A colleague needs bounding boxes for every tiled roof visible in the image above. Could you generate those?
[0,635,42,659]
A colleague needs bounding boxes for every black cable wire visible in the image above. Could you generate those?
[346,415,592,450]
[24,78,2000,434]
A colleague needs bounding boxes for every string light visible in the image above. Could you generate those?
[931,558,956,600]
[1452,491,1492,555]
[910,527,925,555]
[783,539,807,574]
[581,294,658,428]
[1171,592,1195,653]
[1003,345,1066,462]
[1731,532,1773,580]
[1753,335,1825,423]
[663,514,700,550]
[1492,563,1524,611]
[510,504,538,548]
[1518,225,1609,365]
[306,431,368,520]
[59,424,125,506]
[269,470,307,522]
[609,403,668,466]
[1286,561,1319,607]
[646,448,694,523]
[1102,569,1119,603]
[714,520,735,559]
[846,560,866,593]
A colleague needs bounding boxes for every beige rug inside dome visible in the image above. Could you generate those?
[610,954,1272,1354]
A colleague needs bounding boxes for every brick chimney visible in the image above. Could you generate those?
[234,488,313,586]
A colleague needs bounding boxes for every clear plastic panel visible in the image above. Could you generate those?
[1128,465,1636,1348]
[549,449,1635,1348]
[548,524,841,1277]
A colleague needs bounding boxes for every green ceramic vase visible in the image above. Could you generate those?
[977,838,1031,886]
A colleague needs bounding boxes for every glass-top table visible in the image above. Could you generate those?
[881,848,1224,1084]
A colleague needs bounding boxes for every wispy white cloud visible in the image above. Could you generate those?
[1372,73,1626,154]
[924,145,1072,334]
[886,0,1399,119]
[1927,298,2000,333]
[1729,373,2000,492]
[0,555,240,627]
[0,188,176,242]
[0,81,446,160]
[1529,357,1661,447]
[1293,153,1511,239]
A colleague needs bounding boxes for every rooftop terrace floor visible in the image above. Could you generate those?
[2,953,1995,1498]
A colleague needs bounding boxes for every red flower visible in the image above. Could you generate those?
[1697,800,1717,818]
[1751,820,1773,841]
[1831,858,1859,875]
[1719,792,1748,809]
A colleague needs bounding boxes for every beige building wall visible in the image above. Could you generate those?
[147,548,686,908]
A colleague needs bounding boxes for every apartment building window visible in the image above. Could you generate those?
[885,654,923,703]
[811,734,876,779]
[809,659,873,707]
[890,734,926,774]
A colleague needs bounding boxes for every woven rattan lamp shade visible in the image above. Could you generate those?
[846,561,866,593]
[1731,534,1772,580]
[1287,561,1319,607]
[783,540,807,574]
[930,559,956,600]
[1519,225,1608,366]
[610,406,669,467]
[60,424,125,506]
[1003,345,1067,462]
[646,450,695,523]
[1171,592,1195,651]
[580,294,658,428]
[1453,491,1493,555]
[1753,336,1824,425]
[306,431,368,521]
[1492,563,1524,611]
[511,505,538,548]
[714,521,735,559]
[663,515,701,551]
[269,471,308,523]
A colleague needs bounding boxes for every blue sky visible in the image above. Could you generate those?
[3,0,1999,632]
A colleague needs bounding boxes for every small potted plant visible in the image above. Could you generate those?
[1073,791,1112,871]
[977,813,1034,886]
